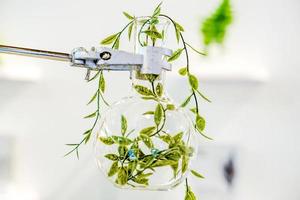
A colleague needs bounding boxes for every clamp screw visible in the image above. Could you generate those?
[100,51,111,60]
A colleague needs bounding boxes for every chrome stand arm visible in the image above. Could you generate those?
[0,44,71,62]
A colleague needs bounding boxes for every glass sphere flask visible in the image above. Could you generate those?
[94,17,197,191]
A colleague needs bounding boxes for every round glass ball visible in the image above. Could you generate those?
[95,95,197,190]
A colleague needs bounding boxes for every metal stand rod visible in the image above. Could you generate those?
[0,44,70,62]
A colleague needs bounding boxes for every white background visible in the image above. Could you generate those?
[0,0,300,200]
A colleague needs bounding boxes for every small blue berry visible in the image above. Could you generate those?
[127,149,137,160]
[151,148,159,157]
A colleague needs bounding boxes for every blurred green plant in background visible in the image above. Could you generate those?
[201,0,233,48]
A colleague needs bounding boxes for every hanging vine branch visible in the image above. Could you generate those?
[64,70,108,159]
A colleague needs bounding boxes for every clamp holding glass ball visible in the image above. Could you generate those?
[0,41,197,191]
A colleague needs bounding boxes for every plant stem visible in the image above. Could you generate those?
[138,19,151,46]
[150,80,156,96]
[185,178,189,191]
[112,21,134,49]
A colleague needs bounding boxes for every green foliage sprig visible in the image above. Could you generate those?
[201,0,233,46]
[65,2,228,199]
[65,70,108,158]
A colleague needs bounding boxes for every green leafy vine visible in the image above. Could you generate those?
[64,1,232,199]
[65,70,107,158]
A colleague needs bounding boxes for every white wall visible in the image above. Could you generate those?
[0,0,300,200]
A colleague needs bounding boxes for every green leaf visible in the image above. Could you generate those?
[190,108,197,114]
[128,160,138,174]
[191,170,205,179]
[128,22,134,41]
[87,91,98,105]
[132,177,149,185]
[167,48,184,62]
[105,154,119,161]
[108,161,119,177]
[188,74,199,90]
[139,156,155,168]
[201,0,233,46]
[83,129,92,136]
[143,111,155,115]
[186,43,206,56]
[177,144,189,155]
[155,83,163,97]
[84,133,91,144]
[195,117,213,140]
[154,104,163,126]
[161,30,165,40]
[140,134,154,149]
[165,150,182,161]
[185,186,196,200]
[173,132,184,143]
[112,136,133,145]
[99,72,105,93]
[152,2,162,18]
[175,22,185,32]
[84,111,97,119]
[65,144,78,146]
[123,11,134,20]
[121,115,127,136]
[196,89,211,103]
[142,96,158,101]
[175,28,181,43]
[173,21,184,43]
[196,115,206,131]
[166,104,175,110]
[116,168,128,185]
[134,85,154,96]
[143,30,162,39]
[113,37,120,50]
[133,173,152,185]
[142,41,148,46]
[159,134,172,144]
[178,67,188,76]
[171,162,179,178]
[118,146,128,157]
[99,136,114,145]
[152,160,178,167]
[139,18,148,24]
[151,18,159,25]
[181,94,192,107]
[195,127,213,140]
[140,126,156,136]
[100,33,119,45]
[145,74,159,81]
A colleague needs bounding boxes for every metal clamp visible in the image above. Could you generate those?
[70,47,144,71]
[0,44,173,75]
[140,46,172,74]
